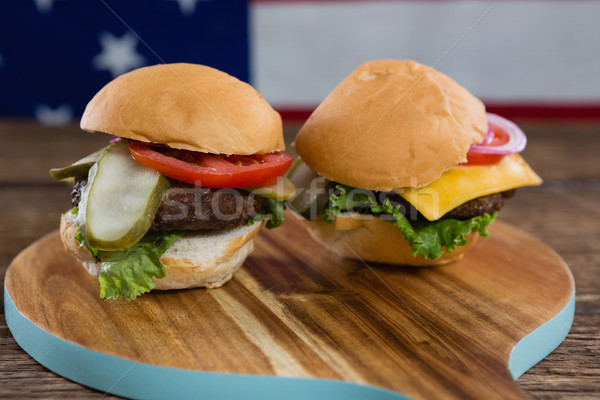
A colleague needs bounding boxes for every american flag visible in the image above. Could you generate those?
[2,0,600,124]
[0,0,248,125]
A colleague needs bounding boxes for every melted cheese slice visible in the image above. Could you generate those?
[395,154,542,221]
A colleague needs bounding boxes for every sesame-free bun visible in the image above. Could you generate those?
[295,60,487,191]
[304,213,478,266]
[81,63,284,155]
[60,212,263,290]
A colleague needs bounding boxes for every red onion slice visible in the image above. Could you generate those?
[482,125,494,145]
[469,113,527,155]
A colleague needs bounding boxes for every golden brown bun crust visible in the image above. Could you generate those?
[295,60,487,190]
[304,213,478,266]
[81,63,284,155]
[60,212,262,290]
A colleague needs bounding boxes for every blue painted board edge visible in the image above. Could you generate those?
[4,284,575,399]
[4,285,411,400]
[508,288,575,379]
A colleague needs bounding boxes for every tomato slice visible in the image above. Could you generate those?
[128,141,294,188]
[487,124,510,146]
[463,152,505,165]
[462,124,511,165]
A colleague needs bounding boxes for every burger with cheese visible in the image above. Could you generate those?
[51,63,294,300]
[289,59,541,266]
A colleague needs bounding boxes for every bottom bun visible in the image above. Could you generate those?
[60,212,262,290]
[304,213,478,267]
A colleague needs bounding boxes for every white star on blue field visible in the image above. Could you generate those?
[33,0,59,13]
[35,104,74,126]
[0,0,248,120]
[168,0,211,16]
[93,32,146,78]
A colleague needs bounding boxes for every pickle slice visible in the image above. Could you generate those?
[76,141,170,250]
[249,177,296,201]
[49,147,106,181]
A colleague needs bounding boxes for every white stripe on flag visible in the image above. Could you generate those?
[250,1,600,108]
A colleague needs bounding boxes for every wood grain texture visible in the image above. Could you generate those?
[6,216,573,400]
[1,120,599,399]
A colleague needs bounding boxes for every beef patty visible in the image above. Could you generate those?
[443,190,515,219]
[383,189,515,221]
[72,179,262,232]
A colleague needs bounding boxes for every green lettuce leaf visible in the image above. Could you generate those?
[248,198,285,229]
[74,228,101,263]
[75,229,183,301]
[97,232,184,301]
[321,184,497,260]
[72,207,102,262]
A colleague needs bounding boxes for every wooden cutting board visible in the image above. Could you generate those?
[4,216,574,400]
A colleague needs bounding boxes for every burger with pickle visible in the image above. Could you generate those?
[51,63,294,300]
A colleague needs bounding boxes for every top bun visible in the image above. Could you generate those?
[81,63,284,155]
[295,60,487,190]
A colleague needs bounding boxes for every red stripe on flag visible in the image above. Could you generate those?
[485,103,600,121]
[277,103,600,122]
[251,0,490,3]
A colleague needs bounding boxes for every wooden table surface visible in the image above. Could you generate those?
[1,119,599,399]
